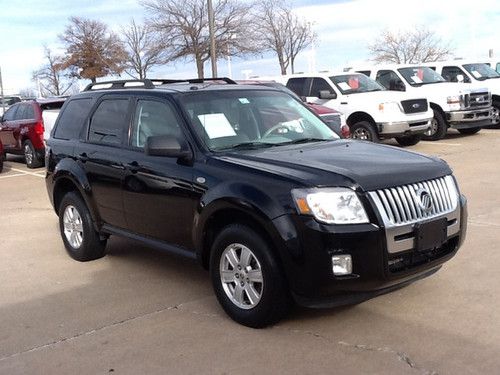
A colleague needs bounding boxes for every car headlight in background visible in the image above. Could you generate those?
[378,102,402,113]
[292,188,369,224]
[447,95,463,110]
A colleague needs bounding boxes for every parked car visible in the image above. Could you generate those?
[237,80,350,138]
[0,98,65,168]
[0,140,4,173]
[278,72,433,146]
[46,79,467,328]
[423,61,500,126]
[349,65,493,140]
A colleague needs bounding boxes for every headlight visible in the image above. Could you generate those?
[292,188,369,224]
[378,102,402,113]
[447,95,461,105]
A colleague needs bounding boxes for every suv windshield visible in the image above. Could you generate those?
[398,67,445,86]
[463,63,500,80]
[330,74,384,94]
[179,90,338,151]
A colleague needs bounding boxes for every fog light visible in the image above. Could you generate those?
[332,255,352,276]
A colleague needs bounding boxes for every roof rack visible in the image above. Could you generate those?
[83,77,237,91]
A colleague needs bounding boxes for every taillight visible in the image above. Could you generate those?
[341,124,351,139]
[34,120,44,135]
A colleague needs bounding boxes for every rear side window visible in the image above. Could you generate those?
[14,104,27,120]
[286,78,307,96]
[88,99,129,145]
[23,104,35,120]
[54,98,93,140]
[2,105,18,121]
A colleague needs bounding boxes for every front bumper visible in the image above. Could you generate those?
[447,107,493,128]
[272,194,467,308]
[377,119,431,137]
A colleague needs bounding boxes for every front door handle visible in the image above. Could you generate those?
[126,161,140,173]
[78,152,88,162]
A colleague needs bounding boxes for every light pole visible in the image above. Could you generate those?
[208,0,218,78]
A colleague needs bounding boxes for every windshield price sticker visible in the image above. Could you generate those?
[198,113,237,139]
[238,98,250,104]
[338,82,351,91]
[411,75,423,83]
[471,70,482,78]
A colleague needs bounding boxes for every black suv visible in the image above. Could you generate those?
[46,79,468,328]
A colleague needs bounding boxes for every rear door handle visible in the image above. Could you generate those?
[126,161,140,173]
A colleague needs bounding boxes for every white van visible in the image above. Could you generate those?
[278,72,433,146]
[349,65,493,140]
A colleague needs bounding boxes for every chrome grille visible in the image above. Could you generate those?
[466,91,491,109]
[369,176,458,226]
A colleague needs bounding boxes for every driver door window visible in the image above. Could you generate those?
[442,66,471,83]
[309,78,336,98]
[130,100,182,148]
[376,70,405,91]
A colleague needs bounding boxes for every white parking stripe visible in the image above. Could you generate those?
[0,173,27,179]
[9,168,45,178]
[419,142,462,146]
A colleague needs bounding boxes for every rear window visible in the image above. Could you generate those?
[53,98,93,140]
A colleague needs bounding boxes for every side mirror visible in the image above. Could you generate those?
[318,90,336,100]
[145,135,192,161]
[456,74,465,83]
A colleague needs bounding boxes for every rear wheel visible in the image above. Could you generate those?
[210,224,291,328]
[422,109,447,141]
[23,140,43,168]
[395,134,422,146]
[457,127,481,135]
[351,121,379,142]
[58,192,106,261]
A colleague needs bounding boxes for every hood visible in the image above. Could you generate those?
[215,140,451,191]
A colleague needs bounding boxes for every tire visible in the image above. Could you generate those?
[457,127,481,135]
[23,140,43,168]
[351,121,379,142]
[58,191,107,262]
[490,100,500,128]
[209,224,291,328]
[395,134,422,146]
[0,156,3,174]
[422,109,447,141]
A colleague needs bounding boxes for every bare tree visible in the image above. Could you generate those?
[59,17,128,83]
[255,0,316,75]
[122,19,170,79]
[142,0,259,78]
[32,46,74,97]
[368,27,452,64]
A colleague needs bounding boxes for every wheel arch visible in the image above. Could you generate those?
[346,111,376,127]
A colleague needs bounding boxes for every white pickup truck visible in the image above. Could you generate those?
[349,65,493,140]
[279,72,433,146]
[422,61,500,126]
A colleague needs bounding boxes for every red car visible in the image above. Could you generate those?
[0,140,4,173]
[237,80,350,138]
[0,98,65,168]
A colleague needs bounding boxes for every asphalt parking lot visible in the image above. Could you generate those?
[1,130,499,375]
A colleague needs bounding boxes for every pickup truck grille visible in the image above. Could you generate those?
[369,176,458,226]
[400,99,428,114]
[465,91,491,109]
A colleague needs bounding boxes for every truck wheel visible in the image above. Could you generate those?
[351,121,379,142]
[395,134,422,146]
[457,127,481,135]
[58,192,107,262]
[491,100,500,127]
[422,110,447,141]
[210,224,291,328]
[23,140,43,168]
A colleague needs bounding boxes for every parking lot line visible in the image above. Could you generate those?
[0,173,27,179]
[419,142,462,146]
[8,167,45,178]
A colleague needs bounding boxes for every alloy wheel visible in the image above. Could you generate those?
[24,144,33,165]
[219,243,264,309]
[353,128,370,141]
[63,205,84,249]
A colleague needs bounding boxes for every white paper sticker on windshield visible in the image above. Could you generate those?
[238,98,250,104]
[280,119,304,133]
[411,75,423,83]
[198,113,237,139]
[471,70,482,78]
[338,82,351,91]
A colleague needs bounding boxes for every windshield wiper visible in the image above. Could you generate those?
[214,142,277,151]
[281,138,330,145]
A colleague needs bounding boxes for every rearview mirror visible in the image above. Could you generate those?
[318,90,336,100]
[145,135,192,161]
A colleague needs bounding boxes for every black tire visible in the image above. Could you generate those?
[350,121,379,142]
[489,100,500,128]
[457,127,481,135]
[58,191,106,262]
[0,156,3,173]
[209,224,291,328]
[395,134,422,146]
[23,140,43,168]
[422,109,447,141]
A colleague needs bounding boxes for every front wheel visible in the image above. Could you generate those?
[58,192,107,261]
[422,109,447,141]
[395,134,422,146]
[351,121,379,142]
[210,224,291,328]
[457,127,481,135]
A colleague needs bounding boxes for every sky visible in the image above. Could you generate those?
[1,0,500,94]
